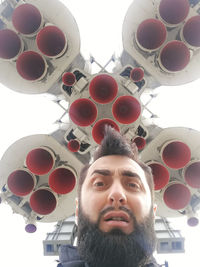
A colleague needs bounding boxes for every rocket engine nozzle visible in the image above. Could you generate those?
[49,167,76,194]
[182,16,200,48]
[159,41,190,72]
[37,26,67,57]
[89,74,118,104]
[26,147,54,175]
[67,140,80,152]
[112,96,141,124]
[92,118,120,144]
[30,188,57,215]
[7,169,35,196]
[148,162,170,191]
[69,98,97,127]
[0,29,22,60]
[161,140,191,169]
[163,183,191,210]
[136,19,167,51]
[12,3,42,35]
[62,72,76,86]
[158,0,190,25]
[16,51,47,81]
[133,136,146,150]
[184,161,200,188]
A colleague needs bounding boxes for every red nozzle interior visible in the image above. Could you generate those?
[7,169,35,196]
[130,68,144,82]
[26,148,54,175]
[67,140,80,152]
[30,189,57,215]
[0,29,21,59]
[160,41,190,72]
[136,19,167,50]
[69,98,97,127]
[133,136,146,150]
[187,217,199,227]
[159,0,190,25]
[16,51,46,81]
[184,161,200,188]
[148,162,170,190]
[92,118,120,144]
[183,16,200,47]
[49,167,76,194]
[162,141,191,169]
[112,96,141,124]
[89,74,118,104]
[62,72,76,86]
[37,26,66,57]
[12,3,42,34]
[163,183,191,210]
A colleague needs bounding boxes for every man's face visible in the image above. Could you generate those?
[77,155,157,267]
[79,155,154,234]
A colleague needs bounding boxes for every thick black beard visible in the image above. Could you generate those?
[77,205,157,267]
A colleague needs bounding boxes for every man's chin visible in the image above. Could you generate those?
[77,205,156,267]
[105,227,127,235]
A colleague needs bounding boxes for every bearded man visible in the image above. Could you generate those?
[58,126,160,267]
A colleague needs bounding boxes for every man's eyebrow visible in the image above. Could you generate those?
[91,169,112,176]
[91,169,141,180]
[121,170,141,180]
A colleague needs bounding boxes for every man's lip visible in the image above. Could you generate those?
[103,211,130,222]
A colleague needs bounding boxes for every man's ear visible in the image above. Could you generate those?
[75,197,78,225]
[153,204,157,218]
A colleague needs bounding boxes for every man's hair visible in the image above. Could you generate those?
[78,126,155,201]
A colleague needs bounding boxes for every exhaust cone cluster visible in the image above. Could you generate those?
[30,188,57,215]
[158,0,190,25]
[69,74,141,144]
[112,96,141,124]
[184,161,200,188]
[12,3,42,35]
[49,167,76,194]
[69,98,97,127]
[0,29,22,60]
[36,25,66,57]
[92,119,120,144]
[136,19,167,50]
[133,136,146,150]
[7,169,35,196]
[89,74,118,104]
[159,41,190,72]
[163,183,191,210]
[6,3,67,81]
[148,162,170,191]
[161,141,191,169]
[16,51,46,81]
[62,72,76,86]
[183,16,200,47]
[26,147,54,175]
[6,144,77,217]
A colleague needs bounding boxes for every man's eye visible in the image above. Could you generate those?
[94,181,105,187]
[127,182,140,189]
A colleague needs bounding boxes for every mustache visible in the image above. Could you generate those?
[97,206,137,225]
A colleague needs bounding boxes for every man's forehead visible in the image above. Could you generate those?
[87,155,145,176]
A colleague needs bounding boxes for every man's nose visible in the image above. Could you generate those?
[107,182,127,206]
